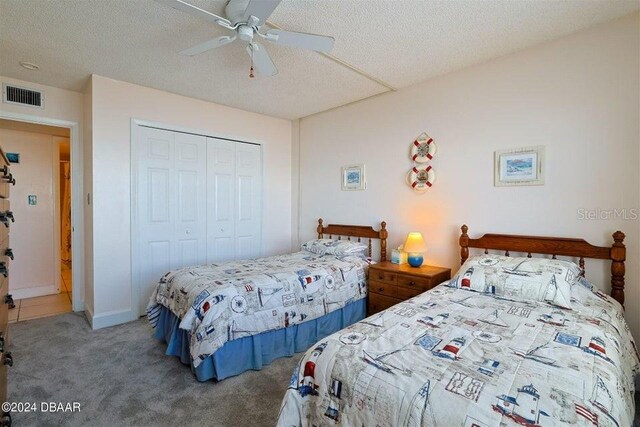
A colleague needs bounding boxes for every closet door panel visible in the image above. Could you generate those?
[136,127,207,315]
[207,138,236,263]
[173,132,207,269]
[235,143,262,260]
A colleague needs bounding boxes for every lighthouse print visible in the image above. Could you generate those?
[581,336,615,365]
[298,342,327,397]
[460,267,474,288]
[492,383,549,427]
[433,336,466,360]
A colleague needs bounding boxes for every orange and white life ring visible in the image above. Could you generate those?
[410,133,437,163]
[406,165,435,193]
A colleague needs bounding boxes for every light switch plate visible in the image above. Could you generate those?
[28,195,37,205]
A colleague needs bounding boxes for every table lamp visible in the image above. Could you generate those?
[404,232,426,267]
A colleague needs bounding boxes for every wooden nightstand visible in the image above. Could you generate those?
[368,262,451,315]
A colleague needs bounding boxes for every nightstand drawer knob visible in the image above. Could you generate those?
[378,274,384,280]
[377,287,384,292]
[408,281,416,286]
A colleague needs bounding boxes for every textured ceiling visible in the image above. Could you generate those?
[0,0,638,119]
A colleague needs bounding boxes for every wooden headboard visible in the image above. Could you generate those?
[317,218,388,262]
[459,224,626,306]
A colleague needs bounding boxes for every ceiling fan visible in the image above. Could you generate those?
[157,0,335,77]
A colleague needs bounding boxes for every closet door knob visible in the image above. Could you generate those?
[0,263,7,278]
[3,352,12,367]
[4,249,13,260]
[4,294,14,309]
[5,212,13,223]
[0,166,7,177]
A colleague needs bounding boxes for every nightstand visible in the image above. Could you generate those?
[368,262,451,315]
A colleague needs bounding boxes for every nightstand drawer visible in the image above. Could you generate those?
[396,285,424,300]
[368,293,399,314]
[370,269,396,285]
[369,280,397,298]
[397,274,430,290]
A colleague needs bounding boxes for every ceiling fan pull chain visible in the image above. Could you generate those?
[249,44,255,78]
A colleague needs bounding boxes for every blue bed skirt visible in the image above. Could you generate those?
[154,298,366,382]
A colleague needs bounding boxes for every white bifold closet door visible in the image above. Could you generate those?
[136,127,207,314]
[206,138,262,263]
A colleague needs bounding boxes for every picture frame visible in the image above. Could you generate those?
[341,164,366,191]
[6,153,19,164]
[494,146,544,187]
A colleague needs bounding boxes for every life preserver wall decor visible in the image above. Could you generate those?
[407,132,437,193]
[406,165,435,193]
[410,132,437,163]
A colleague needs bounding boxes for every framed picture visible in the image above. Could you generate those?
[494,146,544,186]
[6,153,19,164]
[341,164,366,191]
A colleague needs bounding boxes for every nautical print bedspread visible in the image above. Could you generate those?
[147,251,370,367]
[278,282,639,427]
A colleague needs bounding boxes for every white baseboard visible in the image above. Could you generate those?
[11,284,59,300]
[87,308,135,330]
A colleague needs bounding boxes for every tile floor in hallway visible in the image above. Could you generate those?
[8,264,72,323]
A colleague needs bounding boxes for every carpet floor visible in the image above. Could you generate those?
[8,312,299,427]
[6,312,640,427]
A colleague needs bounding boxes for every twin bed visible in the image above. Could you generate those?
[147,219,388,381]
[146,221,638,427]
[278,226,638,427]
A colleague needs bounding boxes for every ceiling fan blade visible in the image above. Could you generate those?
[265,29,334,52]
[242,0,282,25]
[155,0,230,26]
[180,36,236,56]
[247,43,277,76]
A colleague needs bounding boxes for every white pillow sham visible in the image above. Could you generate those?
[301,239,368,256]
[450,254,581,309]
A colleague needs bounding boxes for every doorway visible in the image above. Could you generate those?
[0,118,73,321]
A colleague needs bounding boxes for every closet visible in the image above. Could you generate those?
[134,125,262,315]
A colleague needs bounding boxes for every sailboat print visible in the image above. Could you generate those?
[403,380,435,427]
[511,341,557,366]
[596,309,621,335]
[479,309,509,327]
[362,344,413,375]
[537,310,567,326]
[502,259,536,277]
[544,275,561,305]
[258,286,283,307]
[588,377,620,427]
[417,313,449,328]
[452,295,475,308]
[361,311,385,328]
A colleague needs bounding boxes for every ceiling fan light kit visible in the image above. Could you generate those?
[157,0,335,77]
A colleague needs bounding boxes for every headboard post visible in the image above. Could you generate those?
[460,224,469,265]
[317,218,324,239]
[380,221,388,262]
[610,230,626,307]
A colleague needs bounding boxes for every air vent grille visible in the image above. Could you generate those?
[2,83,44,108]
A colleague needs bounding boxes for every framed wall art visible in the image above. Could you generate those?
[494,146,545,187]
[341,164,366,191]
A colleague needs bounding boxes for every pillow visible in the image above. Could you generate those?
[301,239,368,256]
[450,254,581,309]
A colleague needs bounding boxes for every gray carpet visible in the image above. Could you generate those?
[8,312,299,426]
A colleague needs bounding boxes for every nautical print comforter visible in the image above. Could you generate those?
[147,251,371,367]
[278,280,639,427]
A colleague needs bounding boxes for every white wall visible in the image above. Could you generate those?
[298,13,640,340]
[0,129,59,298]
[88,75,292,327]
[0,76,85,311]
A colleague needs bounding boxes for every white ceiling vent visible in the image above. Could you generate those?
[2,83,44,109]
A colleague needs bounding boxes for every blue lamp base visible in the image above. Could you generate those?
[407,253,424,267]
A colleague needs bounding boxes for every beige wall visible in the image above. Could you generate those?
[0,129,59,298]
[298,13,640,339]
[0,76,86,312]
[88,75,293,327]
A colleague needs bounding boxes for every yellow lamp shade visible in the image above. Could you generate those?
[404,232,426,253]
